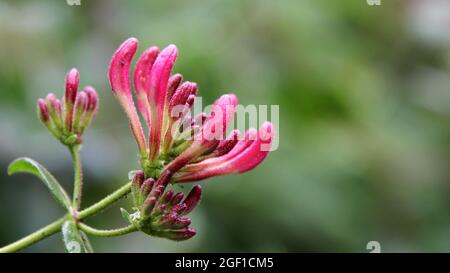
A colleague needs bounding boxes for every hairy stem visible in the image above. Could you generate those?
[70,145,83,210]
[78,223,137,237]
[78,182,131,219]
[0,217,68,253]
[0,182,132,253]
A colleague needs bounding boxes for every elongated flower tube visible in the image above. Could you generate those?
[172,122,274,182]
[133,46,160,128]
[109,38,147,157]
[147,44,178,161]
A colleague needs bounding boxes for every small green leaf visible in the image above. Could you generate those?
[62,221,93,253]
[120,208,131,222]
[79,230,94,253]
[8,157,72,210]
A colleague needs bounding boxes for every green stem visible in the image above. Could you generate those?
[70,145,83,210]
[78,182,131,219]
[78,223,137,237]
[0,217,68,253]
[0,182,132,253]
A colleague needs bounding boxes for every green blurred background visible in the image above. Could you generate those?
[1,0,450,252]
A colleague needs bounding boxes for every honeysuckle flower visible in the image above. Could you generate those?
[37,68,98,146]
[109,37,274,240]
[109,37,274,181]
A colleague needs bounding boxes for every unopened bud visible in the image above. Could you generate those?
[160,228,196,241]
[78,86,98,134]
[72,91,88,134]
[64,68,79,132]
[172,203,187,215]
[131,170,145,208]
[161,190,174,204]
[140,178,155,204]
[142,184,165,216]
[181,185,202,215]
[37,98,50,124]
[45,93,63,131]
[167,73,183,99]
[171,192,184,206]
[171,217,192,229]
[169,82,198,111]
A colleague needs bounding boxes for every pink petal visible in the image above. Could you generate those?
[133,46,160,127]
[64,68,79,132]
[109,38,147,156]
[148,44,178,161]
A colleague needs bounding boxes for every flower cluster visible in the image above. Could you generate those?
[109,37,274,240]
[37,69,98,146]
[123,170,201,241]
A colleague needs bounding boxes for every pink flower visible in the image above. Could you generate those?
[108,37,274,182]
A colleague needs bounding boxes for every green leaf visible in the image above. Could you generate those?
[120,208,132,222]
[62,221,93,253]
[79,230,94,253]
[8,157,72,210]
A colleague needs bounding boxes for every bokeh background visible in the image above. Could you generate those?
[1,0,450,252]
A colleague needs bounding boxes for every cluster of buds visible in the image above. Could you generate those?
[37,69,98,146]
[122,170,201,241]
[109,38,274,240]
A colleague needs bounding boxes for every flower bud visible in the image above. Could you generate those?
[64,68,79,132]
[142,184,165,216]
[45,93,63,131]
[186,94,195,108]
[161,190,174,204]
[159,228,196,241]
[169,82,198,112]
[72,91,88,134]
[151,203,167,217]
[170,192,184,206]
[77,86,98,133]
[167,73,183,99]
[131,170,145,208]
[181,185,202,215]
[141,170,172,216]
[37,98,50,125]
[171,203,187,214]
[140,178,155,199]
[171,217,191,230]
